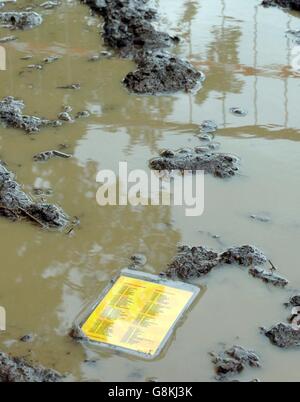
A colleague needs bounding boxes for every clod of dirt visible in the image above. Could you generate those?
[229,107,248,117]
[0,96,61,133]
[19,334,35,343]
[199,120,218,134]
[262,0,300,11]
[0,352,62,382]
[33,150,72,162]
[289,307,300,325]
[220,245,268,267]
[83,0,203,94]
[263,323,300,348]
[58,112,73,122]
[0,162,69,230]
[165,245,219,279]
[43,55,60,64]
[210,346,260,380]
[149,147,239,178]
[249,267,288,288]
[123,51,204,94]
[130,254,147,267]
[75,110,90,118]
[0,12,43,30]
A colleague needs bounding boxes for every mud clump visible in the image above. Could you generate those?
[165,245,219,279]
[229,107,248,117]
[0,162,69,230]
[0,352,62,382]
[263,323,300,348]
[149,148,239,178]
[210,346,260,381]
[220,245,268,266]
[0,12,43,29]
[165,244,288,287]
[0,97,61,133]
[129,253,147,269]
[123,51,203,94]
[83,0,203,94]
[262,0,300,11]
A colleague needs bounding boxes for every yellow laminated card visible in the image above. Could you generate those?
[80,272,200,358]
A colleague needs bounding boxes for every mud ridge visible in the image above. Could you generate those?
[0,161,69,230]
[164,244,288,287]
[83,0,203,94]
[149,147,239,178]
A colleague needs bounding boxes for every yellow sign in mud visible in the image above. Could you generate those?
[81,275,195,357]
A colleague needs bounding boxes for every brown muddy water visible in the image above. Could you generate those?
[0,0,300,382]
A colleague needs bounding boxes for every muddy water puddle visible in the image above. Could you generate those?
[0,0,300,381]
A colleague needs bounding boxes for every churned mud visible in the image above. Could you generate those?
[262,0,300,11]
[149,148,239,178]
[210,346,260,381]
[0,162,69,229]
[164,244,288,287]
[0,97,61,133]
[0,12,43,29]
[83,0,203,94]
[0,352,62,382]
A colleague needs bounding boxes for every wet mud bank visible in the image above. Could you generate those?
[262,0,300,11]
[0,162,69,229]
[83,0,203,94]
[0,352,62,382]
[164,245,288,287]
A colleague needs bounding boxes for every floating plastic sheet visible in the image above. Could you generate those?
[73,269,202,359]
